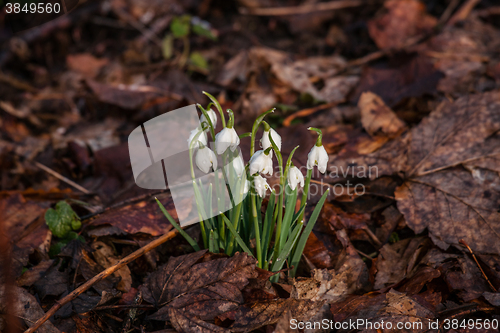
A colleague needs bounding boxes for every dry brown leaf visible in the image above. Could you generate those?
[359,92,406,139]
[144,250,257,326]
[331,289,436,333]
[292,230,369,303]
[88,194,182,236]
[395,91,500,253]
[374,237,431,290]
[66,54,109,79]
[0,285,61,333]
[91,241,132,292]
[425,18,500,95]
[226,299,324,332]
[367,0,437,50]
[335,91,500,254]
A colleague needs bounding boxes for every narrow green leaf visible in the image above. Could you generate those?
[271,222,302,272]
[221,213,253,256]
[155,198,200,251]
[261,190,276,261]
[289,189,329,277]
[279,186,297,252]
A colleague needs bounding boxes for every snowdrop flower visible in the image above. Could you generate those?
[200,108,217,131]
[287,166,304,190]
[249,150,273,176]
[215,127,240,154]
[253,175,269,198]
[260,127,281,152]
[196,145,217,173]
[307,145,329,173]
[306,127,329,173]
[226,154,245,177]
[187,129,207,149]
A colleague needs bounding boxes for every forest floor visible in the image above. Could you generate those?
[1,0,500,332]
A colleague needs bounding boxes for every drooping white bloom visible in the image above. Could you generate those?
[196,146,217,173]
[215,127,240,154]
[253,175,269,198]
[200,109,217,131]
[187,129,207,149]
[287,166,304,190]
[227,154,245,177]
[249,150,273,176]
[307,145,329,173]
[260,128,281,152]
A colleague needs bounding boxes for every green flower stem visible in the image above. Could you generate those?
[203,91,226,128]
[250,108,275,156]
[226,176,246,255]
[299,168,313,223]
[197,104,216,140]
[188,131,207,248]
[308,127,323,146]
[251,188,263,268]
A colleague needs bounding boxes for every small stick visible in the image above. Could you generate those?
[447,0,481,26]
[34,161,90,194]
[94,304,155,311]
[239,0,364,16]
[24,229,179,333]
[459,239,497,292]
[283,102,337,127]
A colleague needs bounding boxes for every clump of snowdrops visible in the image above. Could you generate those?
[156,92,329,279]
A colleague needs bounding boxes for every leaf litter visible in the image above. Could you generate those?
[1,0,500,332]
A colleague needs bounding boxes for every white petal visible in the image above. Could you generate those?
[188,129,207,149]
[200,109,217,131]
[264,154,273,175]
[317,145,329,174]
[249,150,264,175]
[254,175,269,198]
[307,145,318,170]
[208,148,218,171]
[196,148,210,173]
[215,128,231,154]
[261,128,282,152]
[229,128,240,151]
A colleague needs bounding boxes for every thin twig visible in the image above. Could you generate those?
[459,239,497,292]
[24,229,179,333]
[94,304,155,311]
[447,0,481,26]
[34,161,90,194]
[239,0,364,16]
[283,102,337,127]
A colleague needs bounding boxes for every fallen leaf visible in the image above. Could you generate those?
[395,91,500,253]
[144,250,257,325]
[225,299,324,332]
[367,0,437,49]
[33,261,69,299]
[292,230,369,303]
[331,289,436,333]
[66,54,109,79]
[302,232,334,269]
[0,285,61,333]
[359,92,406,139]
[91,241,132,292]
[352,54,443,107]
[88,195,183,236]
[87,80,160,110]
[374,237,431,290]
